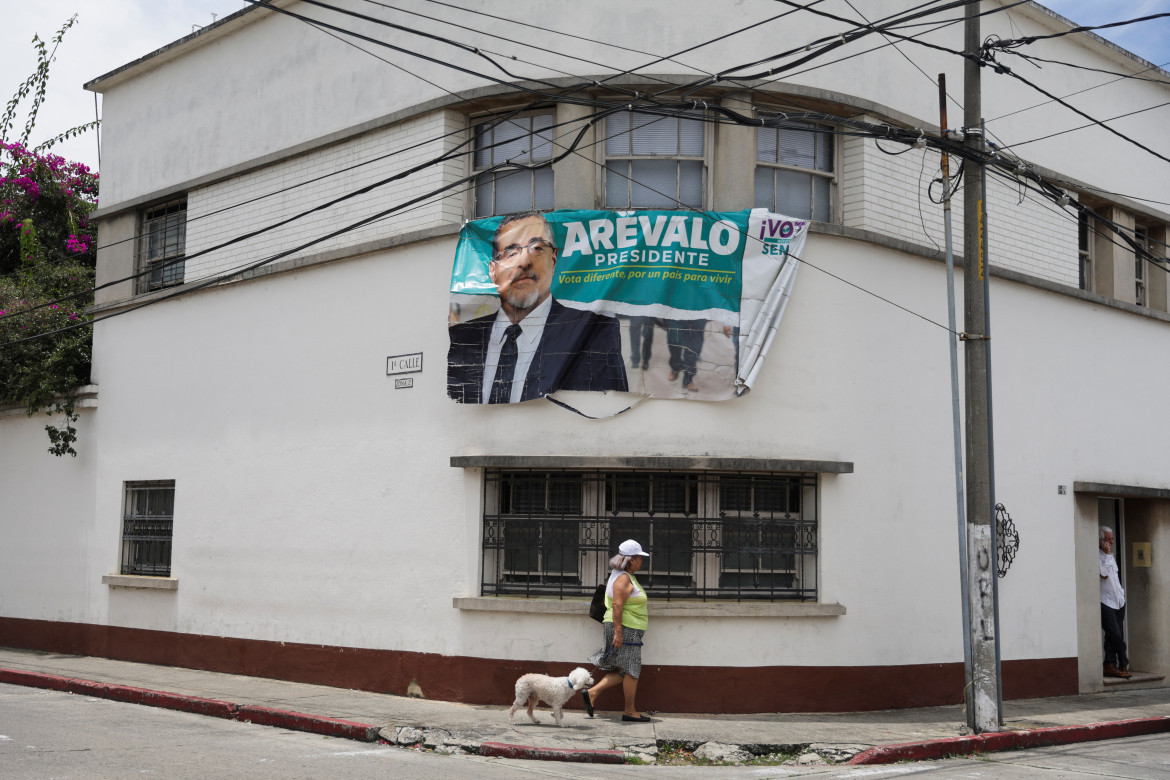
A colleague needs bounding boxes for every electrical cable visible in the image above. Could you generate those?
[986,59,1170,123]
[364,0,714,85]
[997,50,1170,86]
[993,100,1170,153]
[980,57,1170,167]
[2,108,609,320]
[983,12,1170,49]
[9,1,1159,335]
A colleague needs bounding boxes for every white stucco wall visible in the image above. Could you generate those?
[6,0,1167,683]
[40,226,1166,670]
[183,110,466,284]
[0,409,97,622]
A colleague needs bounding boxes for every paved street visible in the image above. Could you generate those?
[5,682,1170,779]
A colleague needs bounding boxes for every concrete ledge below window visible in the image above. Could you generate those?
[102,575,178,591]
[450,455,853,473]
[453,596,844,617]
[1074,481,1170,500]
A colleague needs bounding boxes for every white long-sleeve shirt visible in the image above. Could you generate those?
[1100,550,1125,610]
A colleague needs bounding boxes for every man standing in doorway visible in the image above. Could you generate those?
[1099,526,1131,679]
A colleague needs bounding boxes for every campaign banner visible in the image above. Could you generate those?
[447,209,806,404]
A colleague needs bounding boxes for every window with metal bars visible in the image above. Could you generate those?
[120,481,174,576]
[473,112,555,218]
[136,200,187,293]
[481,469,818,601]
[754,118,834,222]
[604,109,706,210]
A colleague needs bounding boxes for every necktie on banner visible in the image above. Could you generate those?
[488,324,522,404]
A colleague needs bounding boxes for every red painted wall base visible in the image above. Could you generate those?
[0,617,1077,714]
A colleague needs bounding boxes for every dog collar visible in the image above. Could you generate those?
[566,677,573,688]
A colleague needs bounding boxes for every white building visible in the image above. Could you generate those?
[2,0,1169,714]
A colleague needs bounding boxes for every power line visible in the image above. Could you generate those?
[985,58,1170,123]
[10,0,1158,338]
[993,100,1170,153]
[984,12,1170,49]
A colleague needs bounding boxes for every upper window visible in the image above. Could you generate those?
[1078,211,1094,292]
[136,199,187,293]
[481,469,818,601]
[604,110,705,210]
[754,119,834,222]
[473,112,554,218]
[1135,225,1149,306]
[121,480,175,577]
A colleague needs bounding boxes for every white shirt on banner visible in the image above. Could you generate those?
[480,296,552,404]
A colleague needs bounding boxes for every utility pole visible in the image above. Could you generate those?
[962,0,1000,735]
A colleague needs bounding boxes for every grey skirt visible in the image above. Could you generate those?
[588,622,645,679]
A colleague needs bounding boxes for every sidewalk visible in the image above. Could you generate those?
[2,646,1168,765]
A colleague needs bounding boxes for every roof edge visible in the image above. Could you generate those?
[84,1,286,92]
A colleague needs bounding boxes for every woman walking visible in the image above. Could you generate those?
[582,539,652,722]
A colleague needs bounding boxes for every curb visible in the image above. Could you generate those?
[480,741,626,764]
[237,705,380,742]
[1,667,379,743]
[848,716,1170,764]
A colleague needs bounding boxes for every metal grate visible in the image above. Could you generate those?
[137,200,187,293]
[121,481,175,576]
[482,469,818,601]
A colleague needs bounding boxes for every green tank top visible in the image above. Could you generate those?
[604,572,648,630]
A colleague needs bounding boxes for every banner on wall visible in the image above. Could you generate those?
[447,208,807,404]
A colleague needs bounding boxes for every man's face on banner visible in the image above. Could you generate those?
[489,215,556,314]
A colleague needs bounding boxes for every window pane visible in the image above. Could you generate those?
[679,115,704,157]
[815,129,833,172]
[720,477,753,512]
[654,475,696,514]
[753,477,790,514]
[606,111,632,155]
[610,519,650,554]
[491,118,532,164]
[678,160,703,209]
[534,166,554,211]
[509,476,545,514]
[544,519,579,574]
[630,159,678,209]
[547,474,582,514]
[609,474,649,513]
[775,169,812,219]
[604,161,630,208]
[779,124,815,168]
[757,127,778,164]
[813,175,831,222]
[531,113,554,161]
[504,519,540,572]
[723,519,756,569]
[632,114,678,155]
[473,124,492,169]
[754,167,774,210]
[653,521,694,574]
[493,170,534,216]
[475,176,494,218]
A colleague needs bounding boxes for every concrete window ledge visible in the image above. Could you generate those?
[454,596,844,617]
[102,574,179,591]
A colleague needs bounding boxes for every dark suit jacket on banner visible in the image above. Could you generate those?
[447,299,629,403]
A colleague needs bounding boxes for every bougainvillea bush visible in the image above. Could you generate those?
[0,140,98,456]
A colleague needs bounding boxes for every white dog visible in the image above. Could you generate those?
[508,667,594,726]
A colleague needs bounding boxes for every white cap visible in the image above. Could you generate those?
[618,539,649,557]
